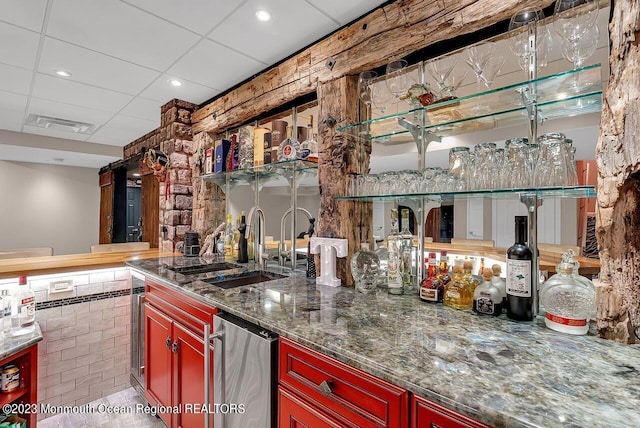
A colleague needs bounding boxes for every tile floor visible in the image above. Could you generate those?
[38,387,165,428]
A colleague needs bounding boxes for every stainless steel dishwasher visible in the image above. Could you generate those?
[213,312,278,428]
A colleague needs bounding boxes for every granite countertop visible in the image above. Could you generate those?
[0,322,43,360]
[128,257,640,428]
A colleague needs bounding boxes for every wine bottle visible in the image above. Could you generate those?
[237,211,248,263]
[506,216,533,321]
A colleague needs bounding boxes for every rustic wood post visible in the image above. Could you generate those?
[595,0,640,343]
[317,76,373,286]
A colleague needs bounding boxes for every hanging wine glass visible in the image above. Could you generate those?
[385,59,409,100]
[553,0,598,44]
[358,70,377,107]
[508,7,550,76]
[465,42,496,93]
[371,82,392,116]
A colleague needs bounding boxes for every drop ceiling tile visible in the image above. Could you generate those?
[122,0,242,35]
[119,97,163,122]
[140,74,219,105]
[47,0,200,71]
[0,22,40,69]
[168,39,265,91]
[38,38,161,95]
[0,144,120,168]
[32,73,133,113]
[28,97,114,128]
[0,91,27,132]
[305,0,387,25]
[0,0,47,32]
[88,115,158,147]
[22,125,91,142]
[208,0,338,65]
[0,63,32,95]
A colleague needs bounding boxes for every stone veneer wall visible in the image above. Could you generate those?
[0,268,131,421]
[122,99,198,253]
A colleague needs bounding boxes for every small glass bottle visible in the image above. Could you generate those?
[443,265,472,310]
[473,268,502,316]
[540,250,595,335]
[491,264,507,309]
[386,208,403,295]
[351,242,380,294]
[277,126,301,161]
[399,209,414,289]
[420,253,444,303]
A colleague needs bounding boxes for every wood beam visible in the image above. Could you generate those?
[192,0,553,134]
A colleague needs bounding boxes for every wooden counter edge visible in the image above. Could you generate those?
[0,249,178,279]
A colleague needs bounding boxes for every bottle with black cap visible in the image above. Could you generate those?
[506,216,533,321]
[237,211,248,263]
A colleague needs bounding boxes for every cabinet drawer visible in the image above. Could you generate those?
[279,386,346,428]
[412,394,492,428]
[279,338,408,428]
[146,279,217,333]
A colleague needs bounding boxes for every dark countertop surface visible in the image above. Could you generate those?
[128,256,640,428]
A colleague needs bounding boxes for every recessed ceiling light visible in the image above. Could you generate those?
[168,79,183,87]
[56,70,72,77]
[255,9,271,22]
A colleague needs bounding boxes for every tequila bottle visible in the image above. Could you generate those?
[437,250,451,286]
[463,261,480,293]
[419,252,443,303]
[491,264,507,309]
[473,268,502,316]
[277,126,301,161]
[386,209,403,295]
[443,265,473,310]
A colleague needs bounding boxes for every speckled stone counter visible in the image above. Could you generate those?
[0,323,43,360]
[128,257,640,428]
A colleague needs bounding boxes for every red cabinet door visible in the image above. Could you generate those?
[144,303,173,427]
[279,386,347,428]
[173,321,214,428]
[412,395,492,428]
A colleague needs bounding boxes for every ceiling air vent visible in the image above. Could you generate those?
[25,114,96,134]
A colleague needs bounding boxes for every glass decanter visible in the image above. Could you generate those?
[540,249,595,335]
[350,242,380,294]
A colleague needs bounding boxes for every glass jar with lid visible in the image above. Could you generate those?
[540,249,595,335]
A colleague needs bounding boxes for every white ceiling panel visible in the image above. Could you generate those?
[88,115,158,146]
[168,39,266,91]
[28,97,114,128]
[306,0,388,25]
[0,22,40,69]
[38,37,161,95]
[0,144,120,168]
[0,63,32,95]
[0,0,47,32]
[32,74,133,113]
[119,97,163,123]
[140,74,219,105]
[22,125,91,142]
[46,0,200,71]
[122,0,243,36]
[0,91,28,132]
[208,0,338,65]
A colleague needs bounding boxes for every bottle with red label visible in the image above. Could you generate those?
[11,275,35,336]
[277,126,301,161]
[419,253,443,303]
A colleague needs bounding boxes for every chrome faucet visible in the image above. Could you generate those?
[279,207,312,266]
[245,206,269,270]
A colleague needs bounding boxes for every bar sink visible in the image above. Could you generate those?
[202,270,287,289]
[164,262,240,276]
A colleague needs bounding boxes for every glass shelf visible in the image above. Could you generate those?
[335,185,596,202]
[198,159,318,187]
[338,64,603,145]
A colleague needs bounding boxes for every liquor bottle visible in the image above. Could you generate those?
[506,216,534,321]
[386,208,403,295]
[11,275,35,336]
[443,265,472,310]
[419,252,444,303]
[437,250,451,286]
[224,214,233,258]
[299,116,318,161]
[232,215,241,259]
[477,257,485,276]
[399,209,413,288]
[238,125,254,169]
[237,212,248,263]
[473,268,502,316]
[463,261,480,293]
[540,250,595,335]
[491,264,507,309]
[253,127,269,166]
[277,126,301,161]
[226,134,240,171]
[271,120,287,163]
[350,242,380,293]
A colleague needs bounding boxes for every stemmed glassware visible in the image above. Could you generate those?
[385,59,409,100]
[465,42,496,90]
[560,21,599,69]
[371,82,392,116]
[357,70,378,109]
[508,7,552,76]
[427,57,467,101]
[553,0,598,44]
